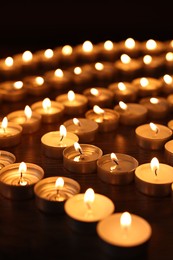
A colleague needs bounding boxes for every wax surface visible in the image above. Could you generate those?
[41,131,78,147]
[135,124,172,139]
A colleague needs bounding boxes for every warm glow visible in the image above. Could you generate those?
[150,157,159,176]
[74,142,82,153]
[120,54,131,64]
[82,41,93,52]
[1,117,8,130]
[35,76,44,85]
[125,38,135,49]
[104,40,113,50]
[95,62,104,71]
[93,105,104,115]
[111,153,118,161]
[62,45,73,55]
[55,177,64,189]
[44,49,54,59]
[42,98,51,111]
[150,97,159,104]
[5,57,13,67]
[165,52,173,61]
[67,90,75,102]
[84,188,95,204]
[90,88,99,96]
[73,118,80,126]
[74,67,82,75]
[54,68,64,78]
[146,39,157,50]
[22,50,33,62]
[59,125,67,139]
[119,101,127,110]
[118,82,126,91]
[24,105,32,119]
[120,212,132,228]
[143,55,152,64]
[140,77,149,87]
[163,74,173,84]
[149,122,158,134]
[13,81,23,89]
[19,162,27,174]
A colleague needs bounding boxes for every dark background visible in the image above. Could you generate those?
[0,1,172,55]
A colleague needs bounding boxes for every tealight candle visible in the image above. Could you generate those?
[91,62,117,84]
[0,56,20,80]
[0,80,27,102]
[0,162,44,200]
[63,142,103,174]
[74,40,99,64]
[160,74,173,95]
[139,97,170,119]
[97,212,152,258]
[164,140,173,166]
[97,153,139,185]
[108,81,138,103]
[132,77,163,97]
[71,65,95,88]
[0,150,16,170]
[114,101,148,126]
[135,122,172,150]
[34,176,81,214]
[135,157,173,196]
[23,75,50,96]
[164,52,173,73]
[55,90,88,116]
[63,117,99,143]
[96,40,120,61]
[141,54,165,77]
[34,48,56,70]
[64,188,115,233]
[0,117,23,147]
[83,87,114,108]
[31,97,64,123]
[41,125,79,159]
[53,45,76,67]
[85,105,120,132]
[7,105,41,134]
[140,39,165,56]
[118,37,142,58]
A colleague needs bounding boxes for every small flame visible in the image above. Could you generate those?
[93,105,104,115]
[67,90,75,102]
[44,49,54,59]
[163,74,172,84]
[19,161,27,174]
[120,54,131,64]
[74,67,82,75]
[35,76,44,85]
[22,50,33,62]
[125,38,135,49]
[62,45,73,55]
[59,125,67,139]
[120,212,132,228]
[42,98,51,111]
[166,52,173,61]
[1,117,8,130]
[84,188,95,204]
[13,81,23,89]
[24,105,32,119]
[90,88,99,96]
[104,40,113,50]
[119,101,127,110]
[74,142,82,153]
[149,122,158,134]
[95,62,104,71]
[150,97,159,104]
[5,57,13,67]
[150,157,159,176]
[82,41,93,52]
[73,118,80,126]
[140,77,149,87]
[118,82,126,91]
[54,68,63,78]
[143,55,152,64]
[55,177,64,189]
[146,39,157,50]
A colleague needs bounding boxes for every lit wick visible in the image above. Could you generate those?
[74,142,84,161]
[24,105,32,122]
[18,162,27,186]
[55,177,66,201]
[93,105,105,122]
[73,118,81,127]
[111,153,119,165]
[151,157,159,177]
[150,122,159,135]
[59,125,67,142]
[84,188,95,212]
[1,117,8,134]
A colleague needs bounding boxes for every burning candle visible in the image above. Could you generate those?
[0,162,44,199]
[118,37,142,58]
[34,48,56,70]
[31,97,64,123]
[92,62,117,84]
[141,39,165,56]
[97,40,119,61]
[135,122,172,150]
[160,74,173,95]
[132,77,163,97]
[74,40,99,64]
[53,44,76,67]
[0,56,20,79]
[13,50,38,74]
[135,157,173,196]
[0,80,27,102]
[34,176,80,214]
[41,125,79,159]
[71,65,95,88]
[63,142,103,174]
[85,105,120,132]
[23,75,50,96]
[64,188,115,233]
[0,150,16,170]
[141,54,165,77]
[97,153,139,185]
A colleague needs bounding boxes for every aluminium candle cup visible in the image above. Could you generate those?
[135,163,173,197]
[132,77,163,97]
[0,163,44,200]
[31,100,64,123]
[164,140,173,166]
[96,213,152,258]
[135,124,172,150]
[0,81,27,102]
[63,118,99,143]
[85,108,120,133]
[7,110,41,134]
[34,176,81,214]
[63,144,103,174]
[0,150,16,170]
[44,70,73,90]
[97,153,139,185]
[23,75,50,96]
[64,192,115,233]
[0,122,23,148]
[41,131,79,159]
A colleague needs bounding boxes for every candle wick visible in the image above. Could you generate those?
[113,159,119,165]
[79,148,83,155]
[86,202,92,210]
[2,127,6,134]
[155,128,159,135]
[59,135,64,142]
[18,170,27,186]
[155,168,157,176]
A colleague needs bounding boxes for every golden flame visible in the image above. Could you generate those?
[5,57,13,67]
[111,153,118,161]
[93,105,104,114]
[90,88,99,96]
[59,125,67,139]
[74,142,82,152]
[42,98,51,111]
[125,38,135,49]
[117,82,126,91]
[82,41,93,52]
[140,77,149,87]
[149,122,158,133]
[62,45,73,55]
[1,117,8,130]
[44,49,54,58]
[19,162,27,174]
[24,105,32,119]
[143,55,152,64]
[119,101,127,110]
[55,177,64,189]
[73,118,80,126]
[166,52,173,61]
[67,90,75,102]
[74,67,82,75]
[95,62,104,71]
[120,212,132,228]
[13,81,23,89]
[120,54,131,64]
[84,188,95,204]
[146,39,157,50]
[150,97,159,104]
[163,74,172,84]
[22,50,33,62]
[54,68,63,78]
[104,40,113,50]
[150,157,159,174]
[35,76,44,85]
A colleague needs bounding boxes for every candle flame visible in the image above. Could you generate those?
[120,212,132,228]
[125,38,135,49]
[54,68,63,78]
[120,54,131,64]
[82,41,93,52]
[73,118,80,126]
[150,157,159,176]
[19,161,27,174]
[1,117,8,130]
[74,67,82,75]
[74,142,82,153]
[150,97,159,104]
[146,39,157,50]
[42,98,51,111]
[62,45,73,55]
[67,90,75,102]
[140,77,149,87]
[93,105,104,115]
[143,55,152,64]
[149,122,158,134]
[163,74,172,84]
[22,50,33,62]
[35,76,44,85]
[13,81,23,89]
[95,62,104,71]
[5,57,13,67]
[84,188,95,205]
[59,125,67,139]
[117,82,126,91]
[104,40,113,50]
[90,88,99,96]
[165,52,173,61]
[119,101,127,110]
[44,49,54,58]
[55,177,64,189]
[24,105,32,119]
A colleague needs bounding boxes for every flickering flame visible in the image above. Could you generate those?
[5,57,13,67]
[165,52,173,61]
[93,105,104,115]
[120,54,131,64]
[74,142,82,153]
[54,68,63,78]
[150,157,159,176]
[95,62,104,71]
[67,90,75,102]
[1,117,8,131]
[119,101,127,110]
[120,212,132,228]
[110,153,119,164]
[90,88,99,96]
[42,98,51,111]
[73,118,80,126]
[18,161,27,186]
[22,51,33,62]
[146,39,157,50]
[143,55,152,64]
[35,76,44,85]
[74,67,82,75]
[59,125,67,139]
[140,77,149,87]
[163,74,172,84]
[104,40,113,50]
[24,105,32,119]
[118,82,126,91]
[44,49,54,59]
[149,122,158,134]
[125,38,135,49]
[55,177,64,189]
[62,45,73,55]
[150,97,159,104]
[13,81,23,89]
[19,161,27,174]
[82,41,93,52]
[84,188,95,205]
